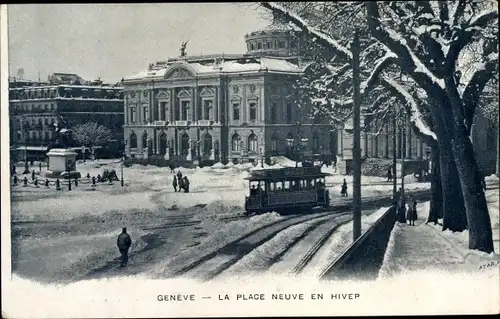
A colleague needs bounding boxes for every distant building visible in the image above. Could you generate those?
[122,24,335,164]
[8,73,124,159]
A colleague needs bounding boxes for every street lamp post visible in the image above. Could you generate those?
[286,138,295,167]
[22,119,30,174]
[121,139,127,187]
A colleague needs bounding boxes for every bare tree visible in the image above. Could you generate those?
[72,122,111,150]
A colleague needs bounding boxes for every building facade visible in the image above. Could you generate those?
[9,74,124,153]
[122,26,335,164]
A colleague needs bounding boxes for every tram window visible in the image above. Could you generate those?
[283,181,290,191]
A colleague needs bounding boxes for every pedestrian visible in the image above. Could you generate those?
[387,168,393,182]
[117,227,132,267]
[172,175,178,192]
[86,172,91,179]
[39,162,42,172]
[97,174,102,183]
[31,170,36,181]
[45,179,50,188]
[13,175,18,185]
[177,171,184,192]
[409,197,418,226]
[341,179,348,197]
[397,196,407,223]
[183,176,190,193]
[169,164,175,174]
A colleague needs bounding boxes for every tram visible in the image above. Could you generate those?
[244,166,331,215]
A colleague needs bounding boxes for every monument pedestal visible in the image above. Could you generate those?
[41,148,81,179]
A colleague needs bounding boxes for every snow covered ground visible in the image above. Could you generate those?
[11,156,430,222]
[379,174,500,278]
[9,156,433,283]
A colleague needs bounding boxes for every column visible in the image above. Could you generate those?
[194,87,198,121]
[170,88,175,121]
[406,116,412,158]
[419,139,424,159]
[374,135,379,158]
[217,86,221,123]
[191,87,195,121]
[148,91,153,123]
[124,96,128,124]
[362,133,368,157]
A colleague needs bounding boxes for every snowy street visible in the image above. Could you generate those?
[10,157,431,283]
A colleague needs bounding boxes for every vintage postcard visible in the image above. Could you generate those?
[1,2,499,318]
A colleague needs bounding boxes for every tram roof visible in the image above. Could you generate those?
[244,166,331,181]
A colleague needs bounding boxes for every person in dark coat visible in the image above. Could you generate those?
[408,197,418,226]
[176,171,183,192]
[387,168,393,182]
[341,179,348,197]
[183,176,190,193]
[172,175,178,192]
[169,164,175,174]
[397,197,407,223]
[117,227,132,267]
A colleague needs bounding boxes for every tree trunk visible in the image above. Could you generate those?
[429,101,467,232]
[427,147,442,224]
[438,138,467,232]
[444,78,494,253]
[497,125,499,177]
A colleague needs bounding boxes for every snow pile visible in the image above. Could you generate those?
[212,162,226,169]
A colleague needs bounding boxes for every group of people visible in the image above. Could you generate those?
[395,188,418,226]
[172,170,190,193]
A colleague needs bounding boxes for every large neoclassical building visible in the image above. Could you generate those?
[122,25,336,164]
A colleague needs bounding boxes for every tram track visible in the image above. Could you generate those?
[171,211,346,280]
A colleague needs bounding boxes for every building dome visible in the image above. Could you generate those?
[244,20,304,58]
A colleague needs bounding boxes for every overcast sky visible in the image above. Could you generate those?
[8,3,270,83]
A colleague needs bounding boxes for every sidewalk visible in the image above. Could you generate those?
[379,200,500,278]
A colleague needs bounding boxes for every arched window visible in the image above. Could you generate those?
[130,131,137,149]
[231,133,240,151]
[203,133,213,156]
[142,131,148,149]
[159,132,167,155]
[248,134,258,152]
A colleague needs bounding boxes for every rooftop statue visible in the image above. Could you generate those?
[180,40,189,57]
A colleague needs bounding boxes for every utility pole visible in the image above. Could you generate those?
[401,112,406,199]
[352,30,362,241]
[392,105,397,202]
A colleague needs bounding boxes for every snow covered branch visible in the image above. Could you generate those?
[380,76,437,142]
[360,51,397,94]
[259,2,352,61]
[462,54,499,134]
[366,2,447,99]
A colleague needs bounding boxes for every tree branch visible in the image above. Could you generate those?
[259,2,352,61]
[365,2,447,100]
[462,57,498,134]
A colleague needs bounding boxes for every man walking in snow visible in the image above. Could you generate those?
[117,227,132,267]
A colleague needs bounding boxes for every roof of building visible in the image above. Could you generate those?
[124,56,304,81]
